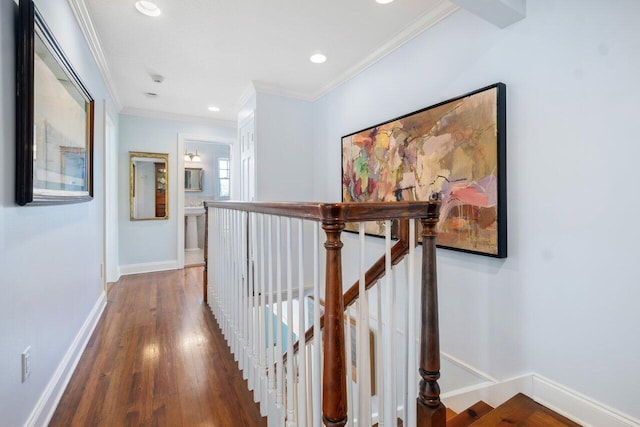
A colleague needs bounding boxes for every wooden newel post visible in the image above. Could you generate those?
[417,198,446,427]
[321,205,348,427]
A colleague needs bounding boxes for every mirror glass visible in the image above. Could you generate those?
[129,152,169,220]
[185,168,203,192]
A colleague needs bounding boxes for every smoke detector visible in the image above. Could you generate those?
[151,74,164,83]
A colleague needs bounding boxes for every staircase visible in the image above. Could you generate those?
[447,394,580,426]
[202,200,582,427]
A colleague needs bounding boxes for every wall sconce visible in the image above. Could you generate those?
[184,150,201,162]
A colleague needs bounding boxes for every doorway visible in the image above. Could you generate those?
[177,134,232,269]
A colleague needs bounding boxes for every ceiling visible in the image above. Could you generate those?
[83,0,460,124]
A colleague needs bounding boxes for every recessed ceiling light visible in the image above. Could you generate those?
[375,0,395,3]
[310,53,327,64]
[135,1,161,17]
[208,106,221,112]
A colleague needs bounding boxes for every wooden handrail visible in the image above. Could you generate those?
[204,200,438,223]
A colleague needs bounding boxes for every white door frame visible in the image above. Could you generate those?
[102,101,119,287]
[177,133,234,269]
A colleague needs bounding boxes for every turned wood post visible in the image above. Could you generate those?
[321,206,347,427]
[203,206,209,303]
[417,199,445,427]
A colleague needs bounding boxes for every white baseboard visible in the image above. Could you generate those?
[442,373,532,413]
[119,260,178,276]
[442,373,640,427]
[25,292,107,427]
[531,375,640,427]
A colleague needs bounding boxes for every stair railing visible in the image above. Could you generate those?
[204,200,442,427]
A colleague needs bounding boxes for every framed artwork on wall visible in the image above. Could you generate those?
[16,0,95,206]
[342,83,507,258]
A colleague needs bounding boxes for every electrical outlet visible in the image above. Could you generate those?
[22,346,31,383]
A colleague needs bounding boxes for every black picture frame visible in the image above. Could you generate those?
[341,83,507,258]
[16,0,95,206]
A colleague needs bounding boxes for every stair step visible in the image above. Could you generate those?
[447,407,458,420]
[447,401,494,427]
[373,418,403,427]
[468,393,581,426]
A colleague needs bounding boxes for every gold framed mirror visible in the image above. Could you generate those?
[129,152,169,221]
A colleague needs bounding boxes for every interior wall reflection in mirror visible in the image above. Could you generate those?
[130,152,169,220]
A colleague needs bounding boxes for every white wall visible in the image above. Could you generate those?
[0,0,119,425]
[255,92,314,201]
[312,0,640,419]
[118,114,235,269]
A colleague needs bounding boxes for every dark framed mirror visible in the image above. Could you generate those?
[16,0,95,206]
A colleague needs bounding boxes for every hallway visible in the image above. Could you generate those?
[50,268,265,426]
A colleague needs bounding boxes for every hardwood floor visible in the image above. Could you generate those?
[50,267,266,427]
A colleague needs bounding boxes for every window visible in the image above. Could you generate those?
[218,157,230,199]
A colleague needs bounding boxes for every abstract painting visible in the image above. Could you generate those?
[342,83,506,257]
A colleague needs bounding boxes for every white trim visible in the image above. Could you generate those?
[532,375,640,427]
[309,1,460,101]
[121,107,237,129]
[177,134,234,269]
[119,260,179,276]
[25,292,107,427]
[442,373,533,413]
[441,351,499,384]
[236,82,257,111]
[442,373,640,426]
[247,3,460,103]
[102,101,120,286]
[66,0,122,110]
[252,81,313,102]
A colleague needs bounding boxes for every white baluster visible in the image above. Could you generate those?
[244,212,250,380]
[276,218,284,407]
[383,220,395,427]
[259,214,268,415]
[267,216,276,403]
[224,209,230,339]
[247,212,260,394]
[406,220,417,427]
[312,223,322,427]
[345,313,354,427]
[357,222,372,426]
[286,218,296,426]
[297,220,307,426]
[236,210,242,360]
[306,344,313,427]
[376,276,384,426]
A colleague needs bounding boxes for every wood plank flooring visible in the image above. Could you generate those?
[469,393,581,426]
[50,267,266,427]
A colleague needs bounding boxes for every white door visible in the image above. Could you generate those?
[239,114,256,201]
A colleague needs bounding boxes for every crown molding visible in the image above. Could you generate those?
[121,107,237,128]
[67,0,122,111]
[235,82,257,110]
[252,81,315,102]
[234,2,460,105]
[310,0,460,101]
